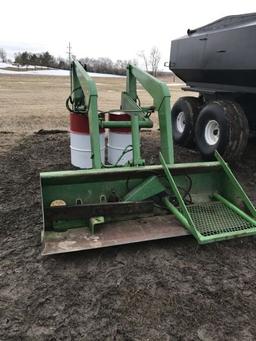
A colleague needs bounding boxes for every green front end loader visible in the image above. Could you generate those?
[40,61,256,255]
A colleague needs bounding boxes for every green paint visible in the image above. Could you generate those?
[162,197,191,230]
[101,118,153,129]
[213,193,256,226]
[123,175,165,202]
[72,60,101,168]
[40,61,256,251]
[124,65,173,164]
[89,216,105,234]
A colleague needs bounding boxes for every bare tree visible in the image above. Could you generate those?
[137,47,161,76]
[129,58,138,67]
[149,46,161,77]
[0,48,7,63]
[137,50,149,71]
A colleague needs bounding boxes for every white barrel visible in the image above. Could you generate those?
[107,112,132,165]
[108,132,133,165]
[70,132,105,168]
[70,112,105,168]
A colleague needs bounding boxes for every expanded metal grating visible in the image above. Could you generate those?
[187,202,255,237]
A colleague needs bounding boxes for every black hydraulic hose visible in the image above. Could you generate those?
[66,96,73,112]
[65,87,83,112]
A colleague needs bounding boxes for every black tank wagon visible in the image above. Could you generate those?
[170,13,256,160]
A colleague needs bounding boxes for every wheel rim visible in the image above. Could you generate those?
[176,112,185,133]
[204,120,220,145]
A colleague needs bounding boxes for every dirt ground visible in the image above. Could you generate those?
[1,74,256,341]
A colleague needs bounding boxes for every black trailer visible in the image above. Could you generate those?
[170,13,256,160]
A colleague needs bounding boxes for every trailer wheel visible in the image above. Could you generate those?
[195,100,249,161]
[171,96,201,147]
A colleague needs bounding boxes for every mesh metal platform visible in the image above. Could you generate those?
[187,201,255,237]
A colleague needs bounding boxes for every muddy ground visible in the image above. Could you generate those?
[1,74,256,340]
[1,129,256,341]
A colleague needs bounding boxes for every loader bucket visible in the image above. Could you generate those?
[40,152,256,255]
[40,164,190,255]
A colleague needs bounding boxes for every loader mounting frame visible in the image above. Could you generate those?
[40,61,256,255]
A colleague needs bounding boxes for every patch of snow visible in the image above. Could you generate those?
[0,63,50,70]
[0,62,12,68]
[16,65,49,70]
[90,72,124,78]
[167,83,184,86]
[0,68,69,76]
[0,67,124,78]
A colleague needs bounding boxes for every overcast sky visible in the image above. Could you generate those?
[0,0,255,66]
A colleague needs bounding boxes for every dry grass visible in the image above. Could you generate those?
[0,75,70,133]
[0,74,195,134]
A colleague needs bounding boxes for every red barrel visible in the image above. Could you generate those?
[70,112,105,168]
[108,113,131,133]
[107,112,132,165]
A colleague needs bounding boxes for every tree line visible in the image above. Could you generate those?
[78,46,162,76]
[79,57,138,75]
[13,51,137,74]
[13,51,139,75]
[0,46,163,76]
[14,51,69,69]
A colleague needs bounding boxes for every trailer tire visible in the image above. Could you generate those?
[171,96,201,147]
[195,100,249,161]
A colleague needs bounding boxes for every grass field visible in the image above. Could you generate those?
[0,73,190,156]
[0,74,191,133]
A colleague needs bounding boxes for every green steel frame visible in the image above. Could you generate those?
[39,61,256,254]
[71,61,101,168]
[41,149,256,245]
[159,151,256,243]
[124,65,173,165]
[70,60,173,167]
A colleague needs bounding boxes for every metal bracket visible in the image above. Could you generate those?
[89,216,105,234]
